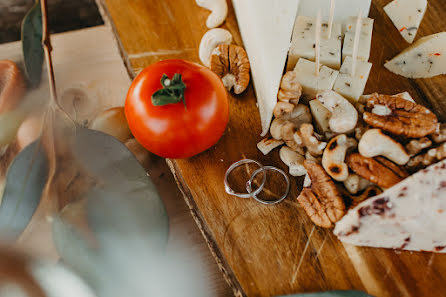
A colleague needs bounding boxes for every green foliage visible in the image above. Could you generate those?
[152,73,187,107]
[21,0,44,88]
[0,140,47,239]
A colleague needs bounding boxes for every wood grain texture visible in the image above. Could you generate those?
[97,0,446,296]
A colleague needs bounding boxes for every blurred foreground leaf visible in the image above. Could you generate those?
[53,127,170,296]
[22,0,43,88]
[0,140,47,239]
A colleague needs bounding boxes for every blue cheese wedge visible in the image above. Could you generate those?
[334,159,446,253]
[232,0,300,136]
[342,17,374,62]
[333,56,372,102]
[384,0,427,44]
[384,32,446,78]
[287,16,342,71]
[293,58,339,97]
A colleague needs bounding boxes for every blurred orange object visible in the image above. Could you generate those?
[0,60,26,114]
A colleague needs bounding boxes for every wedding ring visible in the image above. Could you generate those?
[224,159,266,199]
[246,166,290,205]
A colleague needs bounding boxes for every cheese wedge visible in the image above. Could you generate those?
[385,32,446,78]
[287,16,342,71]
[294,58,339,98]
[232,0,300,136]
[333,56,372,102]
[384,0,427,44]
[342,17,374,62]
[334,159,446,253]
[297,0,372,24]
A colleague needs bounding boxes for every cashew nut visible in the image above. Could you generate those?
[257,138,284,155]
[279,146,306,176]
[358,129,409,165]
[199,28,232,67]
[196,0,228,29]
[322,134,357,182]
[343,173,372,195]
[89,107,132,143]
[316,90,358,133]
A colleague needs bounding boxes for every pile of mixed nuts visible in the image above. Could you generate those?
[258,70,446,228]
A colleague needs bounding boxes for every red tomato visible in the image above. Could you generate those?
[125,59,229,159]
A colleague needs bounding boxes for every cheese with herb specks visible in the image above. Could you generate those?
[334,159,446,253]
[333,56,372,102]
[287,16,342,71]
[293,58,339,98]
[342,17,374,62]
[385,32,446,78]
[384,0,427,44]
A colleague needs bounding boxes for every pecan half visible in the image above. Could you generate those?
[346,153,408,188]
[297,160,345,228]
[210,44,250,94]
[363,94,438,138]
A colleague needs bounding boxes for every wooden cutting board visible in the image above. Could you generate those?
[96,0,446,296]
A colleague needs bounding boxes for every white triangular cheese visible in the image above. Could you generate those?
[385,32,446,78]
[384,0,427,44]
[334,159,446,253]
[232,0,300,136]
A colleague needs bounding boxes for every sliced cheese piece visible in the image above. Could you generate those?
[384,0,427,44]
[298,0,372,24]
[384,32,446,78]
[334,159,446,253]
[232,0,300,136]
[294,58,339,98]
[287,16,342,71]
[342,17,374,62]
[333,56,372,102]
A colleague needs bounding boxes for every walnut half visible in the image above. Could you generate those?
[297,160,345,228]
[210,44,250,94]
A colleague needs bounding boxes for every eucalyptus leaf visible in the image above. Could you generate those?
[22,0,43,88]
[53,127,169,295]
[0,140,47,239]
[280,291,373,297]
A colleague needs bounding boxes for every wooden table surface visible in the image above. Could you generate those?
[0,26,232,297]
[94,1,446,297]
